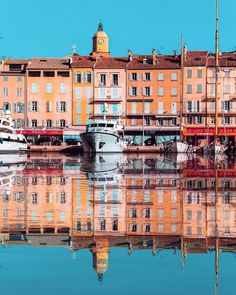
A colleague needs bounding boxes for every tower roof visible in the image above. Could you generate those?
[93,22,108,38]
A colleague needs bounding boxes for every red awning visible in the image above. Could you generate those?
[16,129,63,136]
[183,127,236,136]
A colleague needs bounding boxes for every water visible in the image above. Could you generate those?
[0,152,235,294]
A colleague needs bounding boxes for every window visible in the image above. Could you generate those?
[186,210,192,221]
[171,87,177,96]
[99,74,106,86]
[187,84,192,94]
[187,226,192,235]
[17,76,22,82]
[59,101,66,112]
[225,70,230,78]
[223,116,230,124]
[74,72,82,83]
[171,224,177,232]
[157,87,164,96]
[224,85,230,94]
[131,224,137,232]
[32,120,38,128]
[197,84,202,93]
[144,208,151,218]
[187,69,192,78]
[157,208,164,218]
[75,87,81,98]
[144,224,150,232]
[112,74,119,85]
[158,72,164,81]
[59,193,66,203]
[3,88,8,96]
[143,87,151,96]
[171,72,177,81]
[171,102,177,114]
[59,212,65,222]
[59,83,66,93]
[130,73,137,81]
[3,76,8,82]
[31,101,38,112]
[157,223,164,232]
[223,101,231,112]
[197,69,202,78]
[197,211,202,221]
[32,211,37,222]
[46,82,52,93]
[60,119,66,128]
[158,102,164,114]
[31,193,38,204]
[86,72,92,83]
[46,120,52,128]
[171,209,177,218]
[31,83,38,93]
[100,219,106,230]
[130,209,137,218]
[43,71,55,77]
[143,72,151,81]
[144,102,150,114]
[46,212,53,222]
[130,87,137,96]
[3,208,8,217]
[16,88,22,96]
[86,87,92,98]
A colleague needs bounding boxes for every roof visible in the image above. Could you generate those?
[71,55,97,68]
[27,58,70,70]
[183,51,208,67]
[3,59,29,65]
[95,57,129,69]
[127,54,181,70]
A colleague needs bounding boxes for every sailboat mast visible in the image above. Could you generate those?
[180,35,184,141]
[215,0,219,141]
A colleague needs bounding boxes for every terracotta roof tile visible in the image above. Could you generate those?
[95,57,129,69]
[27,58,70,70]
[3,59,29,65]
[71,55,96,68]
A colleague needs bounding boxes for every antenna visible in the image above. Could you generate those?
[72,44,77,54]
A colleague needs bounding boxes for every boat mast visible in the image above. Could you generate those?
[215,0,219,142]
[180,34,184,141]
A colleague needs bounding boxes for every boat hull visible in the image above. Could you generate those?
[0,132,27,153]
[80,131,126,153]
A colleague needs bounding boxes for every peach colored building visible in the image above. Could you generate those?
[25,58,72,142]
[126,51,181,144]
[0,59,28,127]
[92,57,128,125]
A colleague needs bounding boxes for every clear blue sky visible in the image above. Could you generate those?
[1,0,236,58]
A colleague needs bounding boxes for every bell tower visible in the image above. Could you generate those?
[92,23,110,58]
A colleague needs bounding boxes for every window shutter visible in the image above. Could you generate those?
[73,73,77,82]
[129,87,132,96]
[142,73,145,81]
[142,87,145,96]
[56,102,59,112]
[150,73,153,81]
[14,103,17,113]
[28,103,32,112]
[91,72,94,83]
[129,73,132,81]
[37,102,40,112]
[230,101,233,111]
[137,73,140,81]
[150,87,153,95]
[66,102,69,112]
[81,72,85,83]
[137,87,139,96]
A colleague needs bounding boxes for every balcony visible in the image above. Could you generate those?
[89,96,123,104]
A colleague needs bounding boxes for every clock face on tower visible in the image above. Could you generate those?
[98,39,104,45]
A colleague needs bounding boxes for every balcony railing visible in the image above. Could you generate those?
[89,96,123,104]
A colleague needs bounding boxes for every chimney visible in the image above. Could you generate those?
[128,49,133,61]
[152,48,157,65]
[183,45,188,61]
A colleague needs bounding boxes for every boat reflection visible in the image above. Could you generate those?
[0,153,235,287]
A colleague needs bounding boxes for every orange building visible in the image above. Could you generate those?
[126,51,181,144]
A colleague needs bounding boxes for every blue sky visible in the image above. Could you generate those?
[1,0,236,58]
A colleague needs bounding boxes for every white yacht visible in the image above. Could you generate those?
[80,120,127,153]
[0,110,27,153]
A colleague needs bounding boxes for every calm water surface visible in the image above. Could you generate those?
[0,153,235,295]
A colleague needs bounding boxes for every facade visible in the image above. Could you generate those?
[1,24,236,143]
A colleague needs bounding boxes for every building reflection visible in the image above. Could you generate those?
[0,153,236,282]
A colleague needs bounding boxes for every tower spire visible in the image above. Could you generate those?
[98,22,103,31]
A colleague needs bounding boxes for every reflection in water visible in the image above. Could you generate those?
[0,153,236,293]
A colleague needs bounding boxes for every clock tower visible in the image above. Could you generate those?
[91,23,110,58]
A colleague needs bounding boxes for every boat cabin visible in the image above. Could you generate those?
[86,120,124,133]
